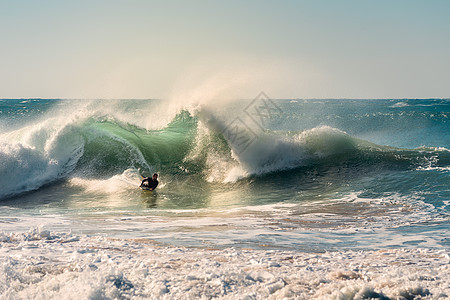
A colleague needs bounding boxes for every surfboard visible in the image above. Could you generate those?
[139,175,153,191]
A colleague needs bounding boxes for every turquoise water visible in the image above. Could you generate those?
[0,98,449,251]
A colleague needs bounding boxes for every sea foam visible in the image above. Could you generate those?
[1,229,448,299]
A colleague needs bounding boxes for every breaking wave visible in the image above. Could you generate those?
[1,99,449,199]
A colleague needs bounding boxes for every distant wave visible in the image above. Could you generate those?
[390,101,410,108]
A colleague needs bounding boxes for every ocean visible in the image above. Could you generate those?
[1,97,449,299]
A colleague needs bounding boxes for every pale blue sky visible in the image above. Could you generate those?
[1,0,449,99]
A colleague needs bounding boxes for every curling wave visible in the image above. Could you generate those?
[1,99,449,199]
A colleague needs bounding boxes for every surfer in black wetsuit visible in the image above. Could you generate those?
[140,173,159,191]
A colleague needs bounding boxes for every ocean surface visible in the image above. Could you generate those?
[1,98,449,299]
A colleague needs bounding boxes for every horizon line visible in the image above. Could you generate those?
[1,97,450,101]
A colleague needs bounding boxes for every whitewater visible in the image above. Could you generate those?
[0,98,449,299]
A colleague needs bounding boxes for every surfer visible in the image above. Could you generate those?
[140,173,159,191]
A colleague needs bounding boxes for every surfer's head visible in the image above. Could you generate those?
[152,173,158,180]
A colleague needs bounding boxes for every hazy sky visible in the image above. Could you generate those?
[1,0,449,99]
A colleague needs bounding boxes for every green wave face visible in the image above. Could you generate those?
[75,110,199,178]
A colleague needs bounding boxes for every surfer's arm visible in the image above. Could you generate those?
[140,177,149,186]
